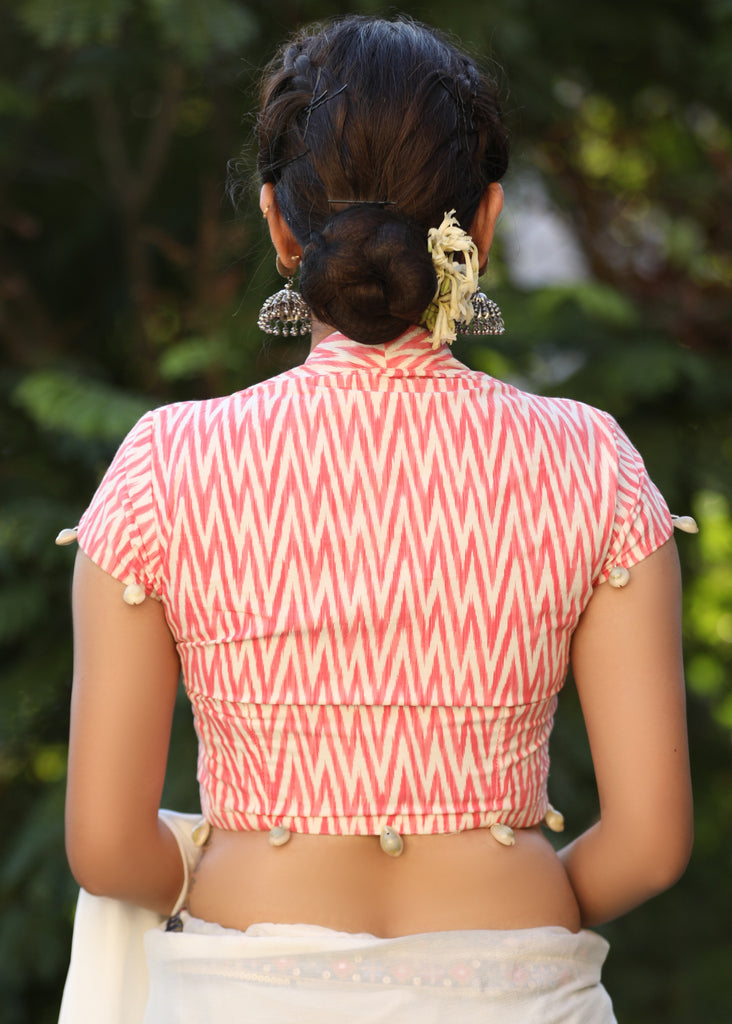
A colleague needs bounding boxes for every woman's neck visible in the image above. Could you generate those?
[309,318,336,351]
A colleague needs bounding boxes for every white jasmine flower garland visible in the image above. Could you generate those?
[421,210,479,349]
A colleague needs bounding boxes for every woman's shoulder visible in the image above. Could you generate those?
[488,376,620,449]
[142,377,287,435]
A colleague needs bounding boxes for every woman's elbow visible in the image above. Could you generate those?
[66,841,106,896]
[649,827,694,893]
[65,823,128,898]
[631,817,694,897]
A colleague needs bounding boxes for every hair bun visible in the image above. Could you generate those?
[299,206,436,345]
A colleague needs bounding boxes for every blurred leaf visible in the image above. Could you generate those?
[32,744,68,784]
[159,334,228,379]
[19,0,129,47]
[468,346,517,381]
[530,282,639,327]
[12,372,151,441]
[685,492,732,732]
[147,0,257,65]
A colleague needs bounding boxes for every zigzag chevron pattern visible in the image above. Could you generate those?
[78,327,673,834]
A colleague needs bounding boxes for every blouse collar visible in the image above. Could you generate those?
[302,325,471,379]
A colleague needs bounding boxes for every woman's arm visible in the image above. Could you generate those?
[560,538,693,928]
[65,550,185,915]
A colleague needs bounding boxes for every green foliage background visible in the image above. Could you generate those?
[1,0,730,1020]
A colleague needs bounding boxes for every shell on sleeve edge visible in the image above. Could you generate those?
[608,565,631,588]
[55,527,79,546]
[671,514,699,534]
[71,529,162,604]
[122,582,147,605]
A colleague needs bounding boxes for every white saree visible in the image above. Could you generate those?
[144,915,616,1024]
[59,811,616,1024]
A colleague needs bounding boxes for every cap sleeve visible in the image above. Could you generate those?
[76,410,162,596]
[596,415,674,585]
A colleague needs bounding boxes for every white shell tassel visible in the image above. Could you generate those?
[55,527,79,545]
[123,582,146,605]
[379,826,404,857]
[544,805,565,832]
[608,566,631,589]
[671,515,699,534]
[192,819,211,847]
[489,823,516,847]
[268,826,291,847]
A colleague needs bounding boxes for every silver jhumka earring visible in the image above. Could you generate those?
[457,291,505,335]
[257,256,311,336]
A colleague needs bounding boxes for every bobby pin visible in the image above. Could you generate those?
[327,199,397,206]
[302,74,348,140]
[266,148,311,174]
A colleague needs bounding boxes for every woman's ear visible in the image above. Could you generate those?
[260,183,302,273]
[470,183,504,273]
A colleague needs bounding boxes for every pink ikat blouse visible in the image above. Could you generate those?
[76,327,673,837]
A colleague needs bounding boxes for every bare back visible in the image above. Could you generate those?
[187,827,581,936]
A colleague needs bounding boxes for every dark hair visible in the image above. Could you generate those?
[253,15,509,345]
